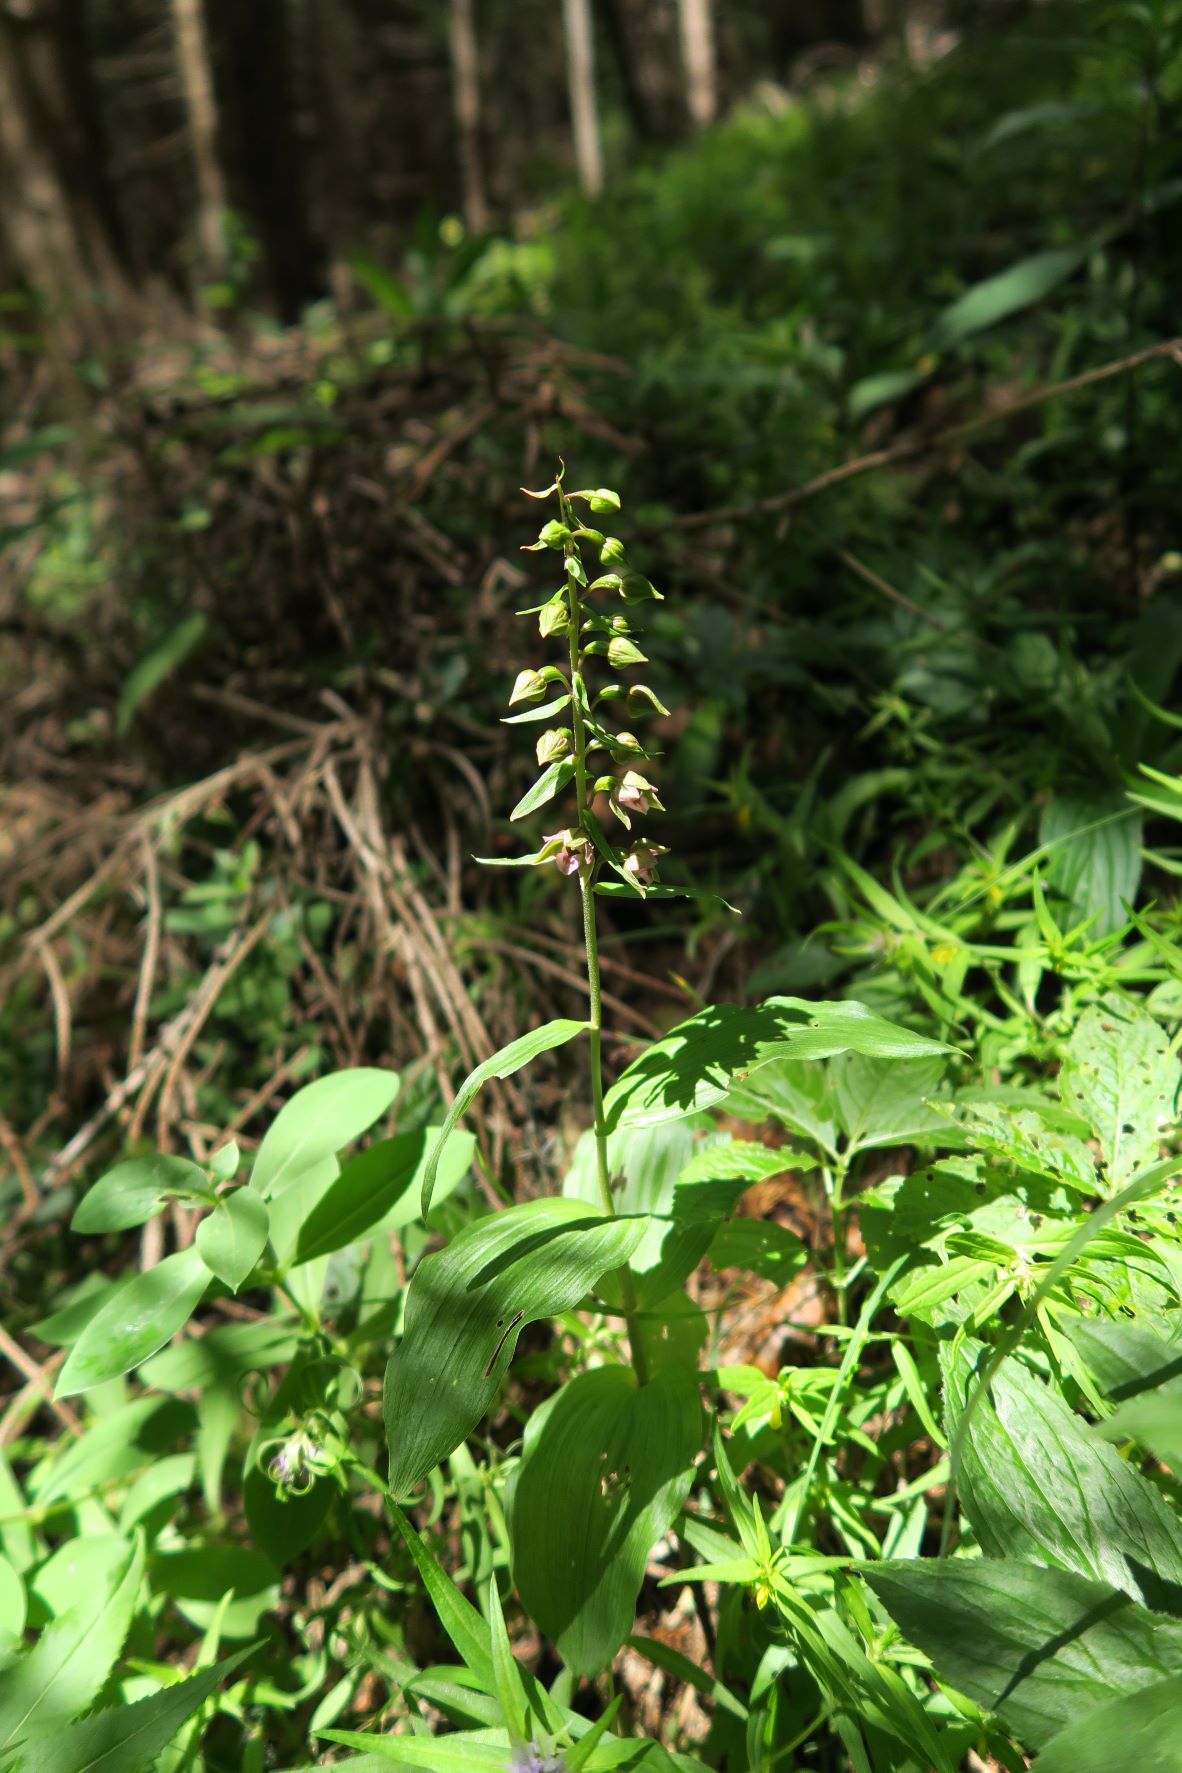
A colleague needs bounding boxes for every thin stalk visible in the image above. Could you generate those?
[561,491,648,1386]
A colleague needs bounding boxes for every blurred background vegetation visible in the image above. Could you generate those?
[2,0,1181,1382]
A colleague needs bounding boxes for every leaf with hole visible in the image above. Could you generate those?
[508,1366,702,1677]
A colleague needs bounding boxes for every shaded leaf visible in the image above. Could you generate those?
[866,1558,1182,1749]
[929,245,1088,349]
[947,1349,1182,1613]
[18,1643,256,1773]
[508,1367,702,1677]
[605,998,950,1135]
[384,1198,648,1494]
[1041,791,1142,938]
[1036,1672,1182,1773]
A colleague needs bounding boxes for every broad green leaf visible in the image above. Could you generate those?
[722,1059,841,1154]
[1058,998,1176,1186]
[30,1536,131,1620]
[508,1366,702,1676]
[71,1155,212,1233]
[948,1349,1182,1612]
[866,1558,1182,1749]
[709,1217,805,1285]
[384,1198,648,1493]
[250,1068,400,1198]
[1036,1672,1182,1773]
[419,1021,587,1217]
[195,1190,270,1291]
[929,244,1088,349]
[117,1453,196,1531]
[1066,1317,1182,1401]
[1098,1379,1182,1468]
[0,1535,144,1747]
[673,1138,816,1200]
[509,757,575,821]
[116,613,207,736]
[1040,791,1141,938]
[295,1131,427,1263]
[56,1248,210,1397]
[832,1054,952,1152]
[605,998,950,1134]
[18,1643,255,1773]
[563,1119,709,1300]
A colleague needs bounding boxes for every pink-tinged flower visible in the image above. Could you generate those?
[545,829,591,877]
[610,769,663,829]
[623,840,667,887]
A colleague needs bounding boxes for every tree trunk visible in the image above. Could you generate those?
[677,0,716,128]
[449,0,488,231]
[170,0,227,282]
[562,0,603,197]
[0,1,131,348]
[204,0,324,321]
[600,0,683,144]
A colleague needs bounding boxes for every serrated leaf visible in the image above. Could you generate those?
[866,1558,1182,1749]
[1041,791,1142,937]
[56,1248,210,1397]
[419,1021,587,1217]
[1058,998,1176,1186]
[508,1367,702,1677]
[384,1198,649,1493]
[1035,1671,1182,1773]
[71,1155,213,1233]
[0,1535,144,1748]
[947,1348,1182,1612]
[195,1190,270,1291]
[250,1068,400,1199]
[18,1642,256,1773]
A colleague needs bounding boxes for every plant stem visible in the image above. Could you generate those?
[562,490,648,1386]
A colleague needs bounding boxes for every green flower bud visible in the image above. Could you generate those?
[535,727,572,766]
[510,668,547,705]
[607,635,648,670]
[539,599,569,638]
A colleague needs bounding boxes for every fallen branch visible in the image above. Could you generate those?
[667,336,1182,531]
